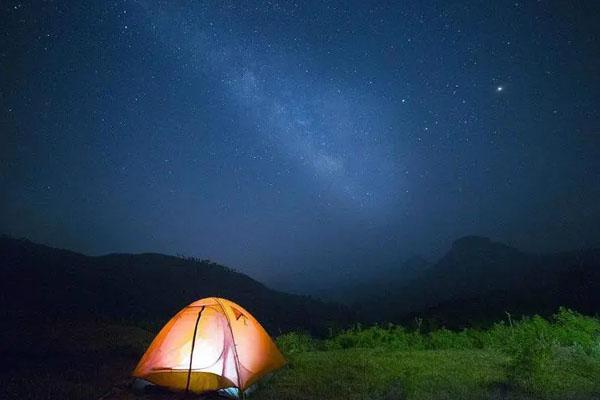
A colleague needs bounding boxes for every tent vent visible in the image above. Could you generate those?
[232,307,246,321]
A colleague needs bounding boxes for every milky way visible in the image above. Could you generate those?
[140,1,402,212]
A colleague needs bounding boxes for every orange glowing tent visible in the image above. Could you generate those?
[132,297,286,397]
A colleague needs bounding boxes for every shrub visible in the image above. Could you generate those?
[277,308,600,366]
[323,324,426,351]
[276,332,318,355]
[552,307,600,353]
[427,327,477,350]
[504,317,555,390]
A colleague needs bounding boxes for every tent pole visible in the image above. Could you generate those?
[215,298,243,399]
[185,306,205,396]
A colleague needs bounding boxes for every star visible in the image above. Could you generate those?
[496,86,504,92]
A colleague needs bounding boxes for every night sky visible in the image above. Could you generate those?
[2,1,599,291]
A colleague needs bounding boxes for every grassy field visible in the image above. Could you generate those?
[255,348,510,400]
[1,309,599,399]
[254,346,600,400]
[257,308,600,400]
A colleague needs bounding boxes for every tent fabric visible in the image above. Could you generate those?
[132,297,286,394]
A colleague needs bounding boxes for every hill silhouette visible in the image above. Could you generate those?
[2,235,599,333]
[351,236,600,327]
[0,236,351,334]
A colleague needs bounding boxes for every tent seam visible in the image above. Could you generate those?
[215,298,243,393]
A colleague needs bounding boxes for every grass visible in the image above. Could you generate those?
[255,348,510,400]
[255,346,600,400]
[1,308,599,399]
[256,308,600,400]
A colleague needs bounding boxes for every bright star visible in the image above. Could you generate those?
[496,86,503,92]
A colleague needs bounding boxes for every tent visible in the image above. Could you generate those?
[132,297,286,397]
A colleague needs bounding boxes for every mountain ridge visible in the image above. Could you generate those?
[2,235,599,332]
[350,236,600,327]
[0,235,351,334]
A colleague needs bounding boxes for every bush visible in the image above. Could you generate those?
[427,328,478,350]
[323,324,425,351]
[503,316,555,390]
[553,307,600,352]
[490,309,600,393]
[276,332,318,355]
